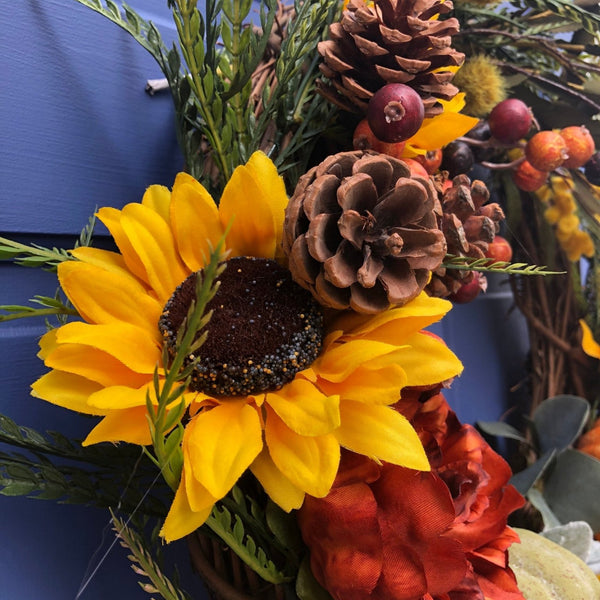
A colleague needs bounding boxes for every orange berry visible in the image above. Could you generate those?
[512,159,548,192]
[414,149,443,174]
[560,125,596,169]
[402,158,429,178]
[525,130,569,171]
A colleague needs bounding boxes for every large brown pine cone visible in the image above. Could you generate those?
[318,0,464,118]
[283,151,447,313]
[426,173,505,297]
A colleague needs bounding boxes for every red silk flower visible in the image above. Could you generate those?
[298,387,526,600]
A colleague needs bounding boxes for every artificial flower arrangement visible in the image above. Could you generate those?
[1,0,600,599]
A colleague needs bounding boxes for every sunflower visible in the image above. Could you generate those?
[31,151,463,542]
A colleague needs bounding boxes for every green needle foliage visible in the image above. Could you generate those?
[442,254,566,275]
[72,0,339,195]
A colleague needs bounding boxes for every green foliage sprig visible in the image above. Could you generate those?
[206,503,292,585]
[72,0,339,195]
[0,414,167,515]
[112,513,193,600]
[442,254,566,275]
[0,293,78,323]
[145,234,228,491]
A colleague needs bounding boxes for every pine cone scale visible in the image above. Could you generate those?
[318,0,464,117]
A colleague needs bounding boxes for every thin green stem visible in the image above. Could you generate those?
[176,0,231,181]
[0,307,79,322]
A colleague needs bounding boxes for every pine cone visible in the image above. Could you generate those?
[283,151,447,313]
[426,172,504,298]
[318,0,464,118]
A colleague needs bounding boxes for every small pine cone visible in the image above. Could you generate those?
[427,173,505,297]
[317,0,465,118]
[283,151,447,313]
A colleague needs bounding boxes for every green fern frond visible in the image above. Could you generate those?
[206,504,292,584]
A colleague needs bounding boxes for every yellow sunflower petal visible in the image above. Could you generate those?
[399,331,463,387]
[160,473,214,543]
[265,378,340,436]
[142,184,171,224]
[250,449,305,512]
[82,406,152,445]
[37,328,58,361]
[87,382,154,410]
[315,362,407,405]
[265,407,339,498]
[55,321,160,374]
[314,339,402,383]
[332,292,452,343]
[170,172,222,272]
[336,400,430,471]
[185,401,263,499]
[96,206,149,284]
[45,344,151,388]
[183,456,220,514]
[407,111,479,151]
[580,319,600,359]
[120,203,188,303]
[220,151,287,259]
[58,261,162,338]
[31,370,106,415]
[70,246,129,273]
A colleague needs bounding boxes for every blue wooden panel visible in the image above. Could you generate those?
[1,2,208,597]
[1,0,183,235]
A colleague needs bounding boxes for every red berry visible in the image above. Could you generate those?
[488,99,533,144]
[414,149,443,174]
[450,272,487,304]
[525,130,569,171]
[367,84,425,143]
[560,125,596,169]
[485,235,513,263]
[402,158,429,178]
[512,159,548,192]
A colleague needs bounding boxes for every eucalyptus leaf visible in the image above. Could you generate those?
[532,395,590,454]
[510,448,556,495]
[477,420,530,444]
[527,487,562,529]
[543,448,600,532]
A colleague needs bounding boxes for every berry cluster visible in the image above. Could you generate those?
[458,98,597,193]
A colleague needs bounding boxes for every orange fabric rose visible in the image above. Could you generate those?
[298,387,526,600]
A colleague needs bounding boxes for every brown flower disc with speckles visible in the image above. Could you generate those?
[159,257,323,396]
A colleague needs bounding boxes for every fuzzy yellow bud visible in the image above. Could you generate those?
[453,55,507,117]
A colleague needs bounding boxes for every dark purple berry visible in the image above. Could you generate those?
[441,141,475,177]
[584,151,600,185]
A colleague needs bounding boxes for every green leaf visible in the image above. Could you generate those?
[542,449,600,531]
[296,556,334,600]
[527,487,562,529]
[532,395,590,454]
[510,448,556,495]
[477,420,530,444]
[0,481,40,497]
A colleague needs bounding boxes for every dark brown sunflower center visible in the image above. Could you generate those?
[159,256,323,396]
